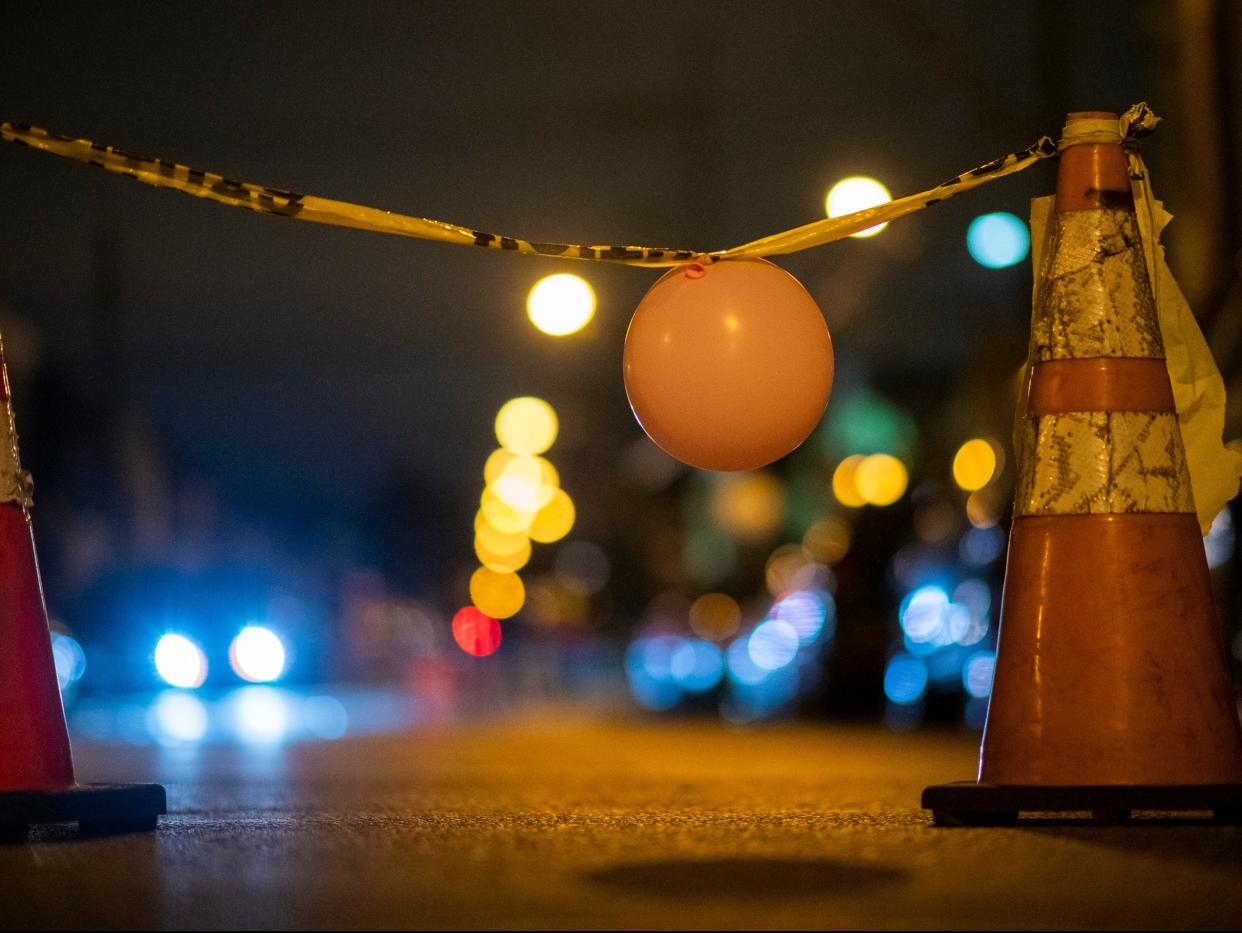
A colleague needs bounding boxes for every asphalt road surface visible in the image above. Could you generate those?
[2,715,1240,930]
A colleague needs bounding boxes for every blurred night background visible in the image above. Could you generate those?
[0,1,1239,747]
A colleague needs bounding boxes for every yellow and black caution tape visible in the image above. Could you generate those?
[1,121,1059,267]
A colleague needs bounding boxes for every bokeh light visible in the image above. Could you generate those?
[474,533,532,573]
[625,636,684,709]
[484,447,519,486]
[228,625,287,683]
[469,566,526,619]
[491,454,558,512]
[855,453,908,506]
[480,488,536,535]
[725,633,770,686]
[883,654,928,704]
[900,585,951,645]
[802,517,851,564]
[302,695,349,740]
[495,396,558,455]
[147,691,209,745]
[689,592,742,642]
[962,651,997,698]
[670,639,724,692]
[711,472,784,539]
[764,543,812,596]
[527,273,596,336]
[965,488,1003,529]
[966,211,1030,269]
[961,525,1006,566]
[771,589,833,645]
[229,686,291,744]
[452,606,503,656]
[825,176,891,237]
[747,618,800,671]
[154,633,208,689]
[51,632,87,690]
[832,455,867,507]
[820,390,917,461]
[475,512,530,556]
[528,488,575,543]
[952,438,999,491]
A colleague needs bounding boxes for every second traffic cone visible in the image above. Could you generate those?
[0,334,74,793]
[0,331,165,837]
[979,112,1242,786]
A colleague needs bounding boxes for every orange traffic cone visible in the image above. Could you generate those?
[0,334,164,839]
[924,112,1242,824]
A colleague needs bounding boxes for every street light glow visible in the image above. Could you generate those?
[527,273,596,336]
[826,176,892,237]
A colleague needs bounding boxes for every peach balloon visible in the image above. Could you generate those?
[623,257,834,471]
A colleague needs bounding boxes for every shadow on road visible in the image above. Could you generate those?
[584,857,908,899]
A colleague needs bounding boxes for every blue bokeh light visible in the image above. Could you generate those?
[51,633,87,690]
[963,651,997,698]
[670,639,724,692]
[771,590,834,645]
[967,212,1030,269]
[747,619,800,671]
[883,653,929,705]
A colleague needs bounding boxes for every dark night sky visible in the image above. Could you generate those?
[0,2,1166,525]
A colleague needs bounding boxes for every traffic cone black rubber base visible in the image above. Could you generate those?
[922,782,1242,826]
[0,782,165,841]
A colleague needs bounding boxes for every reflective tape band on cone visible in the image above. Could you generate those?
[1015,411,1194,516]
[1032,211,1164,362]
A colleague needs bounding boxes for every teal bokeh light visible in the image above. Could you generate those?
[966,212,1030,269]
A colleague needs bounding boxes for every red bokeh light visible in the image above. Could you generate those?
[452,606,502,657]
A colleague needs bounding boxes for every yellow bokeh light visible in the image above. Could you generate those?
[484,448,520,487]
[689,592,742,642]
[481,488,535,535]
[855,454,908,506]
[802,516,851,564]
[475,533,531,573]
[475,510,530,556]
[527,273,596,337]
[825,176,892,238]
[711,472,784,539]
[953,438,999,491]
[469,566,526,619]
[529,489,575,543]
[966,489,1001,529]
[490,454,559,512]
[832,455,867,508]
[495,396,558,455]
[765,543,810,596]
